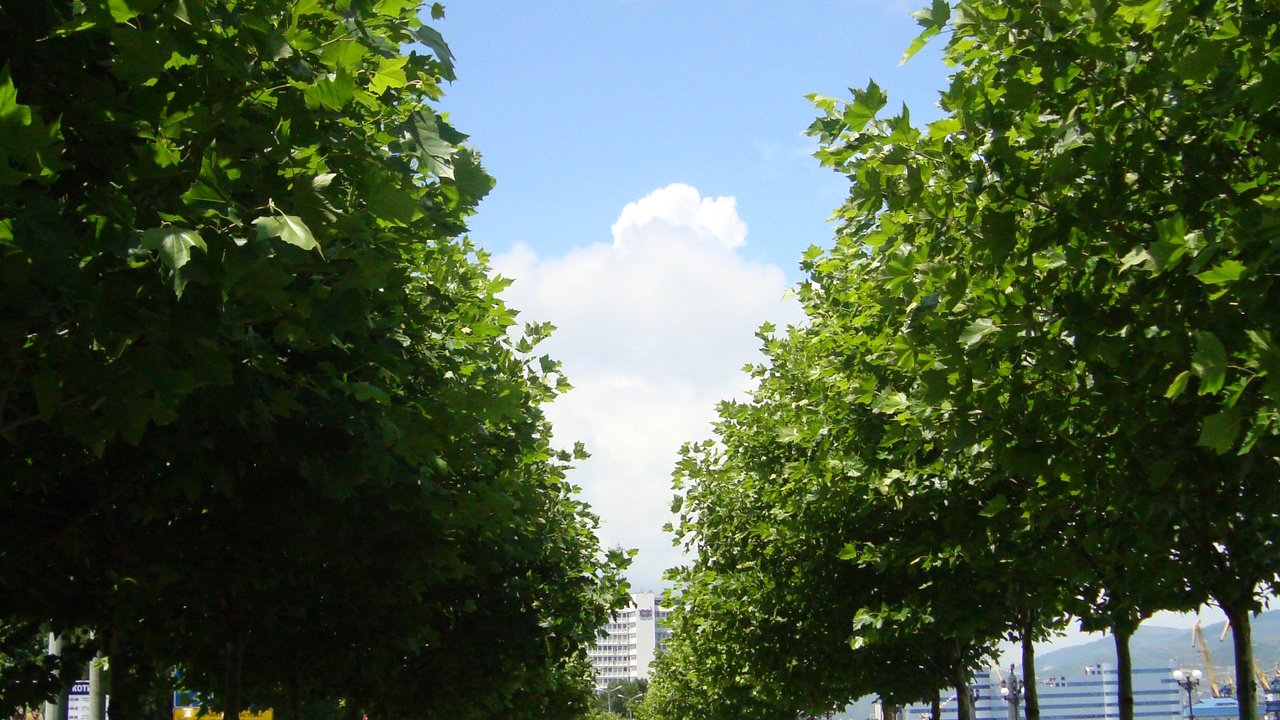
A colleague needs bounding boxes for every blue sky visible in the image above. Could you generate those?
[440,0,951,274]
[432,0,1225,643]
[435,0,952,590]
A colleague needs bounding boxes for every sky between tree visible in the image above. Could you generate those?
[437,0,953,590]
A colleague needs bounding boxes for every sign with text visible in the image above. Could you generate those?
[67,680,99,720]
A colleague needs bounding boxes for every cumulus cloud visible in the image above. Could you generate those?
[493,183,802,589]
[610,182,747,250]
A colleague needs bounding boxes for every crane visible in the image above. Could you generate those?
[1192,620,1224,698]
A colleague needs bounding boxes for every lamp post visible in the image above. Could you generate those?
[624,692,644,718]
[1001,665,1024,720]
[605,685,622,715]
[1173,668,1203,720]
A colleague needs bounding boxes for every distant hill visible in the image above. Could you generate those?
[1036,611,1280,680]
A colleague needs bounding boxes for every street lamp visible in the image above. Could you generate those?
[604,685,623,715]
[624,692,644,718]
[1173,668,1203,720]
[1001,665,1024,720]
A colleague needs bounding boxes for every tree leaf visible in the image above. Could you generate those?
[960,318,997,347]
[253,214,320,252]
[1165,370,1191,399]
[1197,407,1242,454]
[843,80,888,132]
[1195,260,1245,286]
[902,26,940,65]
[1192,331,1227,394]
[140,227,206,271]
[369,56,408,95]
[410,24,456,80]
[979,494,1008,518]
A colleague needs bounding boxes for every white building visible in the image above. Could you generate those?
[901,663,1182,720]
[589,591,672,688]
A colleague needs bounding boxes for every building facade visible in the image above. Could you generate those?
[589,591,672,689]
[901,664,1183,720]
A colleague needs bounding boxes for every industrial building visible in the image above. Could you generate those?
[900,663,1183,720]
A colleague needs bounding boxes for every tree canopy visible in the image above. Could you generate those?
[0,0,627,717]
[650,1,1280,719]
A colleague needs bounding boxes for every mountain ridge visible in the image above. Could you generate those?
[1034,611,1280,680]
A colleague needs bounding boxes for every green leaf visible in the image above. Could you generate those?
[902,26,941,65]
[844,80,888,132]
[1195,260,1245,286]
[253,214,320,252]
[960,318,998,347]
[306,69,356,110]
[979,494,1008,518]
[1117,0,1169,32]
[0,64,62,185]
[1165,370,1191,399]
[1255,193,1280,209]
[927,117,962,139]
[1197,407,1242,454]
[348,382,390,405]
[408,109,456,179]
[140,227,206,272]
[1173,44,1220,85]
[319,39,367,73]
[872,391,910,414]
[410,24,456,80]
[108,0,146,23]
[369,56,408,95]
[1119,247,1151,270]
[904,0,949,65]
[1192,331,1228,394]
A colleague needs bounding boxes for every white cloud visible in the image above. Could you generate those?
[493,183,801,590]
[610,182,748,250]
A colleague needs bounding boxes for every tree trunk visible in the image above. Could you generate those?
[88,652,106,720]
[952,650,974,720]
[1221,603,1256,720]
[1021,613,1040,720]
[1115,627,1135,720]
[108,629,148,720]
[222,631,245,720]
[932,688,942,720]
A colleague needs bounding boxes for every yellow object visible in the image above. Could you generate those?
[172,709,273,720]
[1192,620,1222,698]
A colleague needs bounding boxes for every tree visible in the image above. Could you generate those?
[657,2,1280,720]
[0,0,627,717]
[807,2,1280,719]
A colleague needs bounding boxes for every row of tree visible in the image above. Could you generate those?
[640,2,1280,720]
[0,1,626,718]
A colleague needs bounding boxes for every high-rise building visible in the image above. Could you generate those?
[589,592,672,689]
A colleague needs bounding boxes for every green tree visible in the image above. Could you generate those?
[0,1,627,717]
[806,2,1280,719]
[659,3,1280,720]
